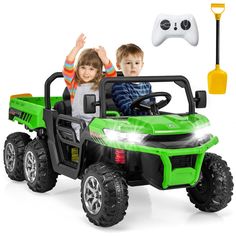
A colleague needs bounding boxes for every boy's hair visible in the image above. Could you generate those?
[75,48,103,90]
[116,43,144,64]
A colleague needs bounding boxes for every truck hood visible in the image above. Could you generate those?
[90,114,210,136]
[126,114,209,135]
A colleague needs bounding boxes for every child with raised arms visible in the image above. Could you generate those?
[63,33,116,140]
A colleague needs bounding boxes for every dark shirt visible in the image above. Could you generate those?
[112,82,153,115]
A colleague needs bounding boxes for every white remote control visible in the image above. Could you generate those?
[152,14,199,46]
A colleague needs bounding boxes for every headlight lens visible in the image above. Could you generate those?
[103,129,147,144]
[193,126,212,142]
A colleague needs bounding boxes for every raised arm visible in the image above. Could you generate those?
[67,34,86,61]
[95,46,117,77]
[63,34,86,85]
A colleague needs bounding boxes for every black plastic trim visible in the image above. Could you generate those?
[44,72,63,109]
[56,114,86,146]
[99,76,195,118]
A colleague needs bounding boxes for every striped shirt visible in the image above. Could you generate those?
[63,58,116,103]
[112,82,153,115]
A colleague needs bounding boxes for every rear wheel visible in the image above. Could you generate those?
[3,132,31,181]
[187,153,234,212]
[81,163,128,227]
[23,139,58,193]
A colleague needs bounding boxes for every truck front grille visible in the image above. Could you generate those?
[143,134,210,149]
[170,155,197,169]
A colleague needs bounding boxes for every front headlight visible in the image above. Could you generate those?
[103,129,147,144]
[193,126,212,142]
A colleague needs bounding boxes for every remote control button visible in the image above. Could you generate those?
[181,20,191,30]
[160,20,171,30]
[174,22,177,30]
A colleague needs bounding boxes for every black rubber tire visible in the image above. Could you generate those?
[81,163,128,227]
[187,152,234,212]
[3,132,32,181]
[23,139,58,193]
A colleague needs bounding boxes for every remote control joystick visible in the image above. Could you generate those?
[160,20,171,30]
[181,20,191,30]
[152,14,199,46]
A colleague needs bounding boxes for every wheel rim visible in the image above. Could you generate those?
[83,176,102,215]
[24,151,37,183]
[5,143,16,172]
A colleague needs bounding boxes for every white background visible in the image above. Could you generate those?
[0,0,235,235]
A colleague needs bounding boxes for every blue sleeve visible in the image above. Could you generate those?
[112,83,148,116]
[112,83,136,115]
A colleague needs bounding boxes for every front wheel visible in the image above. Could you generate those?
[187,153,234,212]
[81,163,128,227]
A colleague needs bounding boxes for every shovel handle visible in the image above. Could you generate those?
[211,3,225,65]
[211,3,225,20]
[215,19,220,65]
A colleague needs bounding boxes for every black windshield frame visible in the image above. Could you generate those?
[99,75,195,118]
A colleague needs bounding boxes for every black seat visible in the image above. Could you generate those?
[105,71,123,113]
[105,83,120,112]
[54,87,72,115]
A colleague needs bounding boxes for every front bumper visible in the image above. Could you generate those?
[93,135,219,189]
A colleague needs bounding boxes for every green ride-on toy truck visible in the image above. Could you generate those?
[3,73,234,227]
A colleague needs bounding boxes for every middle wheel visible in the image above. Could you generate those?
[81,163,128,227]
[23,139,58,193]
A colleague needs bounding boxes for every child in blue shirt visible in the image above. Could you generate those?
[112,44,152,115]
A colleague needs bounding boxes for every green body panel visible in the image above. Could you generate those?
[89,114,218,189]
[90,114,210,135]
[9,94,218,189]
[106,111,120,117]
[10,96,62,130]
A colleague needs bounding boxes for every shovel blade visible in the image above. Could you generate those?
[208,67,227,94]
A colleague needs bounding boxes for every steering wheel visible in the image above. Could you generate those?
[130,92,172,115]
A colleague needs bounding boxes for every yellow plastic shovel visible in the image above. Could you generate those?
[208,3,227,94]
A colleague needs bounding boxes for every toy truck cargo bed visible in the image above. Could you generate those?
[9,96,62,130]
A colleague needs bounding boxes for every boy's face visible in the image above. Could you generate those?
[117,54,143,77]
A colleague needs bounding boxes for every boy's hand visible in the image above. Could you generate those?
[95,46,109,65]
[75,33,86,50]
